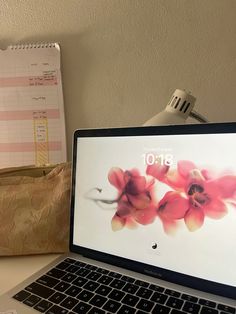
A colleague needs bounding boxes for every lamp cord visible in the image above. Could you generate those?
[189,110,208,123]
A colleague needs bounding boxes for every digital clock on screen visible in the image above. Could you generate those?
[142,153,174,166]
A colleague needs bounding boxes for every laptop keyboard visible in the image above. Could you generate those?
[12,258,235,314]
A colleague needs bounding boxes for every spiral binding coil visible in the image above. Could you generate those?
[9,43,58,50]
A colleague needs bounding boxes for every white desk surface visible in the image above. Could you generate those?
[0,254,60,296]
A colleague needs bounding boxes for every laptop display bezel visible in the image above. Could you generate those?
[70,122,236,300]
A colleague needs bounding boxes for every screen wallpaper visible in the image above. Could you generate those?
[73,133,236,287]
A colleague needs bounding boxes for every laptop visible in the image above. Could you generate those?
[0,122,236,314]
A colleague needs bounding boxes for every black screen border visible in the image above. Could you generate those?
[70,122,236,300]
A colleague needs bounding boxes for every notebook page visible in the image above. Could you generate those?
[0,43,67,167]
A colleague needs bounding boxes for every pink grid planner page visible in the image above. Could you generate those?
[0,43,67,168]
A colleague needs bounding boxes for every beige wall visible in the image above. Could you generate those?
[1,0,236,159]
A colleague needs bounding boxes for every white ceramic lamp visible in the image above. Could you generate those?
[143,89,207,126]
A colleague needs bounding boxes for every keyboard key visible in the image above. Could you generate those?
[165,289,181,298]
[72,276,87,287]
[200,306,219,314]
[54,281,71,292]
[97,275,113,285]
[136,298,155,312]
[109,271,122,279]
[171,310,185,314]
[199,299,217,308]
[149,284,165,293]
[95,284,112,296]
[136,287,153,299]
[46,305,69,314]
[25,282,54,298]
[23,294,41,307]
[73,301,92,313]
[13,290,31,301]
[60,296,78,310]
[34,299,53,312]
[86,271,101,281]
[121,275,135,283]
[96,267,109,275]
[181,293,198,303]
[152,304,171,313]
[48,291,67,303]
[85,264,97,270]
[166,296,183,309]
[76,268,91,277]
[108,289,125,301]
[65,285,82,297]
[36,275,60,288]
[89,294,107,307]
[183,301,201,313]
[123,282,139,294]
[47,267,66,279]
[103,299,121,313]
[84,280,100,291]
[62,273,77,283]
[117,304,136,314]
[77,290,94,302]
[135,279,149,288]
[64,258,76,264]
[55,261,70,270]
[110,278,126,289]
[66,265,80,273]
[217,304,235,313]
[88,308,105,314]
[74,261,86,267]
[122,293,139,306]
[151,292,168,304]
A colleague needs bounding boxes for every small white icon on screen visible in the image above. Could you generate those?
[151,242,158,249]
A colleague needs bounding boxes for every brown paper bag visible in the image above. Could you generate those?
[0,163,71,256]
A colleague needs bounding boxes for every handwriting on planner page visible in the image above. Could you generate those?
[0,43,67,168]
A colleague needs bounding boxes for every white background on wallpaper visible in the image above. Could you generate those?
[73,133,236,287]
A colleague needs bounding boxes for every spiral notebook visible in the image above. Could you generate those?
[0,43,67,168]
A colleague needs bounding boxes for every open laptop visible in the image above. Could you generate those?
[0,122,236,313]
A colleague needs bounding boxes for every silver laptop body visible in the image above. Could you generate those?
[1,123,235,313]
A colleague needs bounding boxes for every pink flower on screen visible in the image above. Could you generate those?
[108,167,157,230]
[156,191,189,235]
[147,160,236,232]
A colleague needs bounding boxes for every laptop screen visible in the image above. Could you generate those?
[71,123,236,298]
